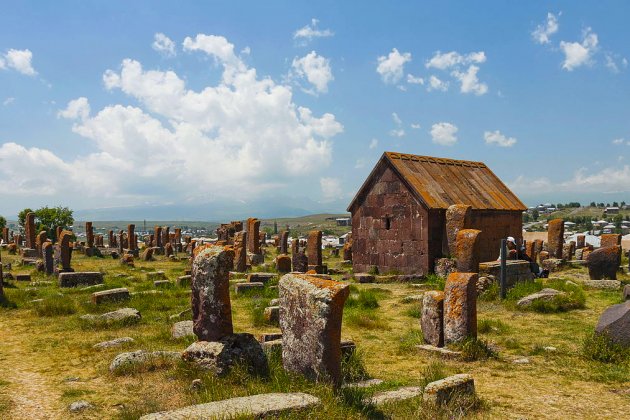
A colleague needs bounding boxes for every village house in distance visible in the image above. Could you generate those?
[347,152,527,275]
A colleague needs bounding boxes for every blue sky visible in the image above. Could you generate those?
[1,1,629,218]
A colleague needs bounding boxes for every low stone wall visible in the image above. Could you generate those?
[478,260,533,288]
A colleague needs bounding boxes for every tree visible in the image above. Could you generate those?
[532,209,539,221]
[0,215,5,230]
[590,201,596,207]
[18,208,34,228]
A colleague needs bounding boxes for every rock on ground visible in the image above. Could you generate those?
[181,333,268,377]
[370,387,422,406]
[595,301,630,346]
[171,320,194,339]
[93,337,134,349]
[69,400,93,412]
[80,308,141,324]
[516,288,565,307]
[423,374,475,405]
[139,392,320,420]
[109,350,181,374]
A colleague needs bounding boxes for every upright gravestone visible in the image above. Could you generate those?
[279,273,349,386]
[191,245,235,341]
[174,228,182,251]
[342,234,353,261]
[233,231,247,272]
[247,218,261,255]
[35,230,47,257]
[42,242,54,275]
[127,224,136,253]
[444,272,477,345]
[547,219,564,259]
[108,230,115,248]
[2,227,9,244]
[421,291,445,347]
[292,240,308,273]
[162,226,170,247]
[55,226,62,243]
[307,230,323,273]
[280,230,289,254]
[576,234,585,249]
[85,222,94,249]
[455,229,481,273]
[118,230,124,255]
[0,249,3,298]
[25,212,36,249]
[587,246,620,280]
[601,234,622,249]
[57,230,74,273]
[445,204,472,257]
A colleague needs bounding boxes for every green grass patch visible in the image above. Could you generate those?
[398,328,424,353]
[452,337,497,362]
[478,318,510,335]
[34,296,77,317]
[582,331,630,364]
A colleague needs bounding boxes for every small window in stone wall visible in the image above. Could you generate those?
[385,216,391,230]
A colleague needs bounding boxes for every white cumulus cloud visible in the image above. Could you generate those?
[291,51,333,94]
[532,12,559,45]
[369,138,378,149]
[293,19,334,44]
[152,33,176,57]
[612,138,625,145]
[560,28,598,71]
[377,48,412,84]
[406,74,424,85]
[451,65,487,95]
[430,122,458,146]
[0,34,344,207]
[484,130,517,147]
[0,49,36,75]
[425,51,486,70]
[427,75,449,92]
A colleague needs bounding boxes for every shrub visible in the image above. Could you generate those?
[425,273,445,291]
[341,349,370,383]
[455,337,497,362]
[582,332,630,364]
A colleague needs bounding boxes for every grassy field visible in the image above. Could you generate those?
[1,247,629,419]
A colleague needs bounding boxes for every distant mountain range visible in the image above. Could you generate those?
[72,196,349,222]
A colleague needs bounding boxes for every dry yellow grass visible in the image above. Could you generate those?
[0,247,629,419]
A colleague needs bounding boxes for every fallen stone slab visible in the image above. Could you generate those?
[93,337,134,349]
[169,308,192,320]
[234,282,264,295]
[247,272,276,283]
[91,288,130,304]
[401,294,425,303]
[580,280,621,290]
[261,339,282,353]
[595,301,630,346]
[15,274,32,282]
[59,272,103,288]
[146,271,167,281]
[354,273,375,283]
[139,392,320,420]
[258,333,282,343]
[516,288,564,307]
[80,308,141,325]
[415,344,461,360]
[154,280,172,288]
[176,275,191,287]
[541,258,565,272]
[264,306,280,324]
[110,350,181,374]
[172,320,194,339]
[342,378,384,389]
[182,334,268,376]
[370,387,422,406]
[423,374,475,405]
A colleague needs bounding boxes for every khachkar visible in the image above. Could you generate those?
[56,230,75,274]
[25,212,36,249]
[307,230,324,274]
[127,224,138,256]
[247,217,263,265]
[84,221,98,256]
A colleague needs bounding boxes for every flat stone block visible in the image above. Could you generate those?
[416,344,461,360]
[91,288,130,304]
[139,392,320,420]
[370,387,422,406]
[247,272,276,283]
[176,275,191,287]
[423,374,475,405]
[59,272,104,288]
[234,282,264,295]
[354,273,375,283]
[15,274,32,282]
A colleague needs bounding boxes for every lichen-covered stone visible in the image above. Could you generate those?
[600,234,621,249]
[307,230,323,268]
[139,392,320,420]
[59,272,103,288]
[547,219,564,259]
[171,320,194,339]
[279,273,349,386]
[587,246,620,280]
[141,247,154,261]
[233,231,247,272]
[576,234,585,249]
[42,242,54,275]
[264,306,280,324]
[81,308,141,324]
[93,337,134,349]
[445,204,471,257]
[455,229,481,273]
[421,291,444,347]
[109,350,180,374]
[595,302,630,347]
[517,288,564,307]
[182,333,268,376]
[191,245,234,341]
[423,374,475,405]
[58,230,74,271]
[279,231,289,254]
[91,288,130,304]
[444,273,477,345]
[275,254,292,273]
[291,239,308,273]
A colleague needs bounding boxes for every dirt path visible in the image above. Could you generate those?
[0,315,64,419]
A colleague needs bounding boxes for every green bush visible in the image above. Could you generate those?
[424,273,445,291]
[582,332,630,364]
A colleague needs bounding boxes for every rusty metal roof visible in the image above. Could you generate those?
[347,152,527,212]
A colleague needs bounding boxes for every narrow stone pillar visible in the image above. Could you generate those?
[444,272,477,345]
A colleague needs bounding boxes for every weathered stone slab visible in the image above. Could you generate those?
[580,280,621,290]
[139,392,320,420]
[247,272,276,283]
[416,344,462,359]
[171,320,194,339]
[478,260,533,288]
[455,229,481,272]
[59,272,103,288]
[421,291,444,347]
[342,379,384,389]
[93,337,134,349]
[446,204,471,257]
[176,275,191,287]
[258,333,282,342]
[370,387,422,406]
[423,374,475,405]
[154,280,172,288]
[275,254,292,273]
[109,350,180,374]
[517,288,564,307]
[91,288,130,304]
[234,282,264,295]
[80,308,141,324]
[547,219,564,259]
[15,274,31,282]
[146,271,167,281]
[182,333,268,376]
[279,273,349,386]
[191,245,234,342]
[595,302,630,346]
[264,306,280,324]
[444,273,477,345]
[623,284,630,301]
[587,246,621,280]
[354,273,375,283]
[542,258,565,272]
